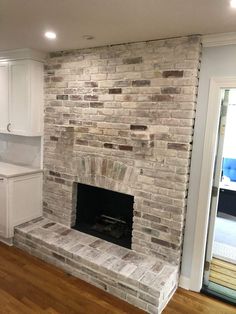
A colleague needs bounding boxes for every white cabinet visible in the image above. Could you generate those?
[0,59,43,136]
[9,60,30,135]
[0,171,42,241]
[0,63,9,134]
[0,178,7,238]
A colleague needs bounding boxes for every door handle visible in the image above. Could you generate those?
[7,123,11,132]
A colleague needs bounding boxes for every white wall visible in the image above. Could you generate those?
[223,92,236,158]
[181,44,236,283]
[0,134,42,168]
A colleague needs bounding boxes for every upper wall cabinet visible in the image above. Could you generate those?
[0,63,9,135]
[0,58,44,136]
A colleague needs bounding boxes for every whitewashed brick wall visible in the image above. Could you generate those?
[43,36,202,265]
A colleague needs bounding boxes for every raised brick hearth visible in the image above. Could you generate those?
[14,217,178,313]
[15,36,201,313]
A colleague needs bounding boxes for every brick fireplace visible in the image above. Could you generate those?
[15,35,201,313]
[43,35,201,265]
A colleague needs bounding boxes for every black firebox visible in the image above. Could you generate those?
[73,183,134,248]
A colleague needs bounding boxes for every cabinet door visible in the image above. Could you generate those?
[9,60,30,135]
[0,178,7,238]
[0,63,9,133]
[9,173,42,231]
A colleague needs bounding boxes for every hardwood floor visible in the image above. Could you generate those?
[163,288,236,314]
[0,243,235,314]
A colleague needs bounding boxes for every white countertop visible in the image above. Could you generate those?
[0,162,42,178]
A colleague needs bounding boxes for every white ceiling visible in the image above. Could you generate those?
[0,0,236,52]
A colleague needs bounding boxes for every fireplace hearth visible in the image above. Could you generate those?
[73,183,134,248]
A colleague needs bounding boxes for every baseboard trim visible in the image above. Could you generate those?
[179,275,190,290]
[0,236,13,246]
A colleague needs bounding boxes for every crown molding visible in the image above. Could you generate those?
[0,48,46,62]
[202,32,236,47]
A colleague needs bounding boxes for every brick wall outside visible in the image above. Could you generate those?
[43,36,201,265]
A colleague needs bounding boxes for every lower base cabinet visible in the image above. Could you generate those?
[0,177,7,238]
[0,172,42,240]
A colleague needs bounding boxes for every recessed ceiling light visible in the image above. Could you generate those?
[230,0,236,8]
[44,31,57,40]
[82,35,94,40]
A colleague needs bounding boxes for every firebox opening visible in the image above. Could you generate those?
[73,183,134,249]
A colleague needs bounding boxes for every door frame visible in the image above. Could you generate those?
[189,77,236,291]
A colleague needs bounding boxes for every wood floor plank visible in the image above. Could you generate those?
[21,297,45,313]
[0,288,35,314]
[0,243,235,313]
[163,288,236,314]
